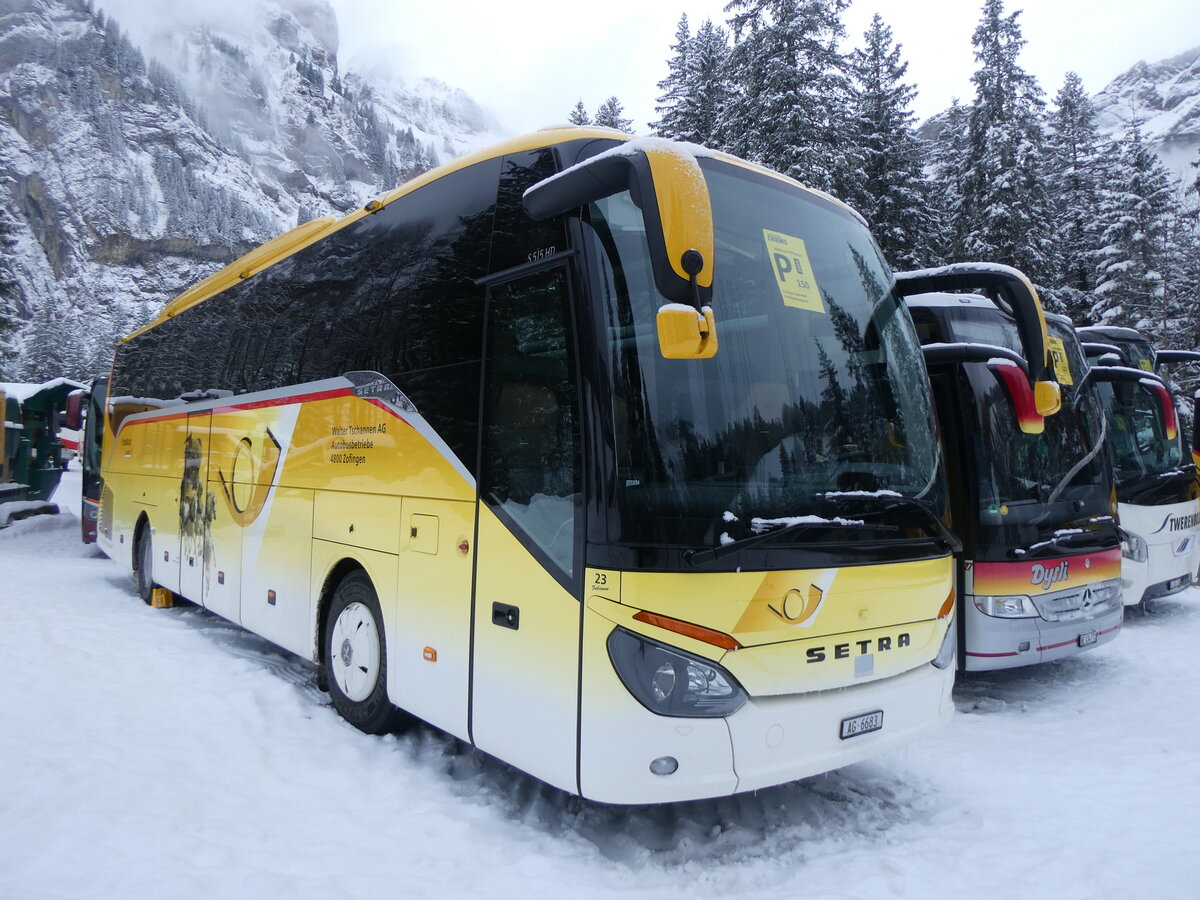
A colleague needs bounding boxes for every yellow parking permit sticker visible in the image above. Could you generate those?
[1138,359,1153,372]
[763,229,824,313]
[1047,336,1073,385]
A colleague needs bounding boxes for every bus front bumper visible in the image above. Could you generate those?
[578,656,953,805]
[962,604,1123,672]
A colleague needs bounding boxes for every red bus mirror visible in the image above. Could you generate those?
[64,389,87,431]
[896,264,1055,409]
[1141,378,1178,441]
[920,342,1045,434]
[987,359,1045,435]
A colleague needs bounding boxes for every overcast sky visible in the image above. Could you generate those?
[327,0,1199,135]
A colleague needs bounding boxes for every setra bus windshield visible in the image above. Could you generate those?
[581,159,945,559]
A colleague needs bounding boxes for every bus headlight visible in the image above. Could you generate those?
[1122,530,1148,563]
[973,594,1038,618]
[607,628,747,718]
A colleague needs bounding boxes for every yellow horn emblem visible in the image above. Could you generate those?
[218,429,281,527]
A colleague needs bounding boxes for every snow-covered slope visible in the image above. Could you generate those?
[0,0,502,382]
[1093,45,1200,179]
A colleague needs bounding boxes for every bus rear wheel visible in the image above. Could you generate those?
[134,525,155,605]
[324,571,403,734]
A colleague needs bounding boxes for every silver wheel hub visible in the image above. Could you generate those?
[329,601,380,703]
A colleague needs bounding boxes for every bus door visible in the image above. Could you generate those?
[178,410,212,603]
[470,265,584,794]
[204,411,260,625]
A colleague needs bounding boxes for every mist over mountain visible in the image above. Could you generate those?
[0,0,501,380]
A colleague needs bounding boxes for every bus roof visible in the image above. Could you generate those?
[122,127,857,344]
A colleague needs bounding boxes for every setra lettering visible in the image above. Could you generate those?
[806,632,912,663]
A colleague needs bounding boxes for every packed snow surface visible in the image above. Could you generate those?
[2,469,1199,898]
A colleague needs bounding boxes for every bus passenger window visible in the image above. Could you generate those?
[481,268,580,577]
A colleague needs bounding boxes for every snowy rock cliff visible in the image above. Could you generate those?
[1093,45,1200,179]
[0,0,501,380]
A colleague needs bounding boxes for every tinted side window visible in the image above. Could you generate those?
[481,268,580,577]
[112,159,502,474]
[490,149,564,273]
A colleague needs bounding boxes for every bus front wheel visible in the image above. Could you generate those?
[324,571,403,734]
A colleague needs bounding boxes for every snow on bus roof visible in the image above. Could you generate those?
[1077,325,1146,341]
[0,379,87,404]
[898,261,1031,282]
[902,292,997,309]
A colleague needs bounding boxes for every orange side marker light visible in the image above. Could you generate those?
[632,610,742,651]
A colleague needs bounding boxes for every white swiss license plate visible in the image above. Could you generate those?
[1078,631,1097,647]
[840,710,884,740]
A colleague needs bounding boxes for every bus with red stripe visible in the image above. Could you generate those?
[904,294,1126,670]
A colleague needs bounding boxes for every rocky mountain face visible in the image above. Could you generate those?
[0,0,501,380]
[914,47,1200,181]
[1093,45,1200,180]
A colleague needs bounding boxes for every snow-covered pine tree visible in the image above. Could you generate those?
[925,99,970,266]
[594,97,634,132]
[677,20,731,147]
[718,0,852,193]
[1093,118,1181,334]
[845,13,935,270]
[654,18,731,146]
[0,207,20,380]
[957,0,1053,283]
[652,13,691,135]
[568,100,590,126]
[1043,72,1109,320]
[1161,193,1200,362]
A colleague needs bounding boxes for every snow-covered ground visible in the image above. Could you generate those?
[2,468,1198,899]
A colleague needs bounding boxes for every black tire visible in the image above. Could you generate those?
[324,570,403,734]
[135,524,155,605]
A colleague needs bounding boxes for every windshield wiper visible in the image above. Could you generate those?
[822,491,963,554]
[683,517,882,567]
[1008,524,1116,560]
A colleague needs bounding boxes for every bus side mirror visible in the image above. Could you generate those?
[988,360,1045,435]
[896,263,1053,405]
[1034,380,1061,417]
[523,138,719,358]
[1154,350,1200,371]
[1141,378,1178,441]
[1194,390,1200,465]
[657,305,718,359]
[920,342,1046,434]
[64,389,87,431]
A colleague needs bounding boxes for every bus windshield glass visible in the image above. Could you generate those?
[945,310,1109,527]
[582,159,944,554]
[1096,380,1184,485]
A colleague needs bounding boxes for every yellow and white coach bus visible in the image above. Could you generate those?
[97,127,1048,804]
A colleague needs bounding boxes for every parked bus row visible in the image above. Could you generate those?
[71,127,1199,805]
